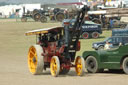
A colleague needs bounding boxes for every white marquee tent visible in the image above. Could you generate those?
[0,4,41,18]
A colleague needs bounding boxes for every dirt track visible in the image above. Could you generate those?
[0,20,128,85]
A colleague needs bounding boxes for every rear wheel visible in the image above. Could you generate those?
[33,13,41,21]
[122,57,128,74]
[55,12,65,22]
[21,17,27,22]
[50,56,60,77]
[92,32,99,39]
[82,32,89,39]
[75,56,85,76]
[85,56,98,73]
[28,45,44,75]
[40,16,47,23]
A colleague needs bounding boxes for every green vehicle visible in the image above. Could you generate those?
[83,44,128,74]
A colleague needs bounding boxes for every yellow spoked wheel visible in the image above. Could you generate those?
[50,56,60,77]
[75,56,85,76]
[28,45,44,75]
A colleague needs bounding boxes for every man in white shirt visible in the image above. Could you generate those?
[104,41,112,50]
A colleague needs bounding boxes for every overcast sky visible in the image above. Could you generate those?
[0,0,80,4]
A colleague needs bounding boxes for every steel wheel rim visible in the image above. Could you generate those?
[28,46,38,74]
[83,33,88,39]
[88,59,96,70]
[50,58,57,76]
[93,33,98,38]
[124,59,128,71]
[76,57,82,76]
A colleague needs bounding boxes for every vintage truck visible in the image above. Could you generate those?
[83,44,128,74]
[63,19,102,39]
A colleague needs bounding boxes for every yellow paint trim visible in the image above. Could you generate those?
[50,57,57,76]
[28,46,38,74]
[75,57,83,76]
[25,31,48,36]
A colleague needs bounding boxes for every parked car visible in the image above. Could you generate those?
[83,44,128,74]
[92,36,128,50]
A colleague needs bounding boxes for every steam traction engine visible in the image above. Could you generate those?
[25,6,89,77]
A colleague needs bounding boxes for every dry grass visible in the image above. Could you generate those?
[2,19,128,85]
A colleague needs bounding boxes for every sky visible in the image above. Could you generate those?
[0,0,80,4]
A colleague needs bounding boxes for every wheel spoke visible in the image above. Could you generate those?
[77,64,82,68]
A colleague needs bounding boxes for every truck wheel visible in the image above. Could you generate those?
[55,12,65,22]
[40,16,47,23]
[98,46,104,50]
[33,13,41,21]
[85,56,98,73]
[120,24,126,29]
[92,32,99,39]
[122,57,128,74]
[28,45,44,75]
[82,32,89,39]
[75,56,85,76]
[50,56,60,77]
[21,17,27,22]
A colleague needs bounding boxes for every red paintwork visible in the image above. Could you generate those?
[60,58,75,70]
[77,41,81,51]
[41,42,65,63]
[41,41,81,63]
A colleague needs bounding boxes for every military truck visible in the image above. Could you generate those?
[63,19,102,39]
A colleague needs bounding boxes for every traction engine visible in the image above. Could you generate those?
[26,5,89,77]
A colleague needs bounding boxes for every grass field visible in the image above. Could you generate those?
[2,19,128,85]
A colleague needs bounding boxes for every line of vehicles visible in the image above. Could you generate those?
[25,5,128,77]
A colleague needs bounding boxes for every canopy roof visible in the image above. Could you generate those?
[25,26,63,36]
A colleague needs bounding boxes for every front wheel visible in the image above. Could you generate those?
[28,45,44,75]
[85,56,98,73]
[50,56,60,77]
[75,56,85,76]
[98,46,104,50]
[122,57,128,74]
[40,16,47,23]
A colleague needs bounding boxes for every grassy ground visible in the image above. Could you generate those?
[2,19,128,85]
